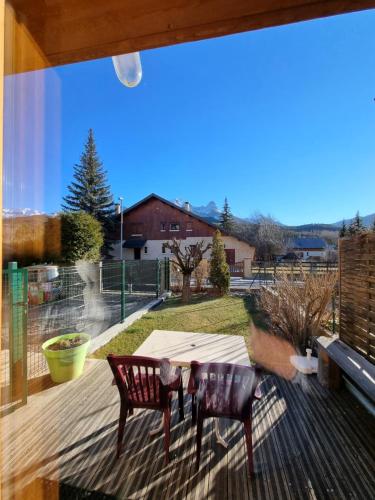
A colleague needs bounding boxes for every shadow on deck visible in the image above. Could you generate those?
[1,359,374,499]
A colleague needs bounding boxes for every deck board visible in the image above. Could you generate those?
[1,359,374,499]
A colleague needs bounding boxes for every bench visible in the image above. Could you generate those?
[316,336,375,404]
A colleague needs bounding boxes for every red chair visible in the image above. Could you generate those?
[107,354,184,463]
[188,361,261,476]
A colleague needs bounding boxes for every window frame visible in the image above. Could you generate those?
[130,222,144,237]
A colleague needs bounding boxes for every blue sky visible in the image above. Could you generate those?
[4,9,375,225]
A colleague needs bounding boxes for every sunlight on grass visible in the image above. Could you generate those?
[92,294,264,359]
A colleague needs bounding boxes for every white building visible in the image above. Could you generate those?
[110,194,255,274]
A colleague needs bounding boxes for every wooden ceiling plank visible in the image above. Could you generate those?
[6,0,375,73]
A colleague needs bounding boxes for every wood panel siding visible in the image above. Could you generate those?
[339,233,375,365]
[5,1,375,74]
[121,197,217,241]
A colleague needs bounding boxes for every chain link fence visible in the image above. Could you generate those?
[1,259,170,409]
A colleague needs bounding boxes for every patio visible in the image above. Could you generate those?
[1,357,374,499]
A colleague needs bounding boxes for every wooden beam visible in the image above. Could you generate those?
[0,0,4,346]
[6,0,375,73]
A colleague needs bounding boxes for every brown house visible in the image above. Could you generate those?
[111,194,255,267]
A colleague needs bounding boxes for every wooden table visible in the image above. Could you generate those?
[134,329,250,445]
[134,330,250,367]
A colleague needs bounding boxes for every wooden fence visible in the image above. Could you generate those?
[229,262,244,277]
[339,234,375,365]
[250,261,338,278]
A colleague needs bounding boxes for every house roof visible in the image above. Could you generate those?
[122,193,222,232]
[291,237,327,249]
[120,193,254,248]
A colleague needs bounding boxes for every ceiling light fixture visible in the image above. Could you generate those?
[112,52,142,88]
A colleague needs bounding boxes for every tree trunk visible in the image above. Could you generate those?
[182,273,192,304]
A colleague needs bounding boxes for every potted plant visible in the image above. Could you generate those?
[42,333,91,383]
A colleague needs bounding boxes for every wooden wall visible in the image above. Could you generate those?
[3,215,61,265]
[339,233,375,364]
[121,198,217,241]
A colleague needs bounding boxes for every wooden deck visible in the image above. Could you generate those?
[1,359,374,499]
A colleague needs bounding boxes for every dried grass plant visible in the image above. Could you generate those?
[258,271,338,352]
[193,259,209,292]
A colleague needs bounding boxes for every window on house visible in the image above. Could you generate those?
[160,222,166,231]
[170,222,180,231]
[130,222,144,236]
[186,222,193,231]
[162,243,167,254]
[144,246,148,254]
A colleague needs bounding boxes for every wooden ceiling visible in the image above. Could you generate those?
[6,0,375,73]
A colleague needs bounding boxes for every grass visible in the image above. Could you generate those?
[92,293,266,359]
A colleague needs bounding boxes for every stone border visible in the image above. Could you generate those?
[88,292,171,354]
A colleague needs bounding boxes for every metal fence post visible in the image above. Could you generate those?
[165,258,170,291]
[8,262,28,406]
[120,260,126,322]
[99,261,103,293]
[156,259,160,297]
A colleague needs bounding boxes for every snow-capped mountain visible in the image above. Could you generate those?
[173,199,221,223]
[3,208,45,218]
[173,198,375,230]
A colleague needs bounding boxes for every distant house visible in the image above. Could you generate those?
[111,194,255,269]
[289,237,327,261]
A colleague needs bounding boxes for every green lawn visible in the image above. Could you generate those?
[93,293,266,359]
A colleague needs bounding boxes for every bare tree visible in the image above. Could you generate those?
[253,214,285,261]
[165,239,211,303]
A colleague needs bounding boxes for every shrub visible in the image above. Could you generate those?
[209,230,230,295]
[61,211,103,264]
[258,272,337,352]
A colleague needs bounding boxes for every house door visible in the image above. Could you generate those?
[134,248,141,260]
[224,249,235,265]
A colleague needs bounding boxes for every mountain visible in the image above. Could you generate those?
[285,223,339,232]
[333,213,375,228]
[5,201,375,231]
[173,199,221,223]
[176,199,374,231]
[3,208,45,218]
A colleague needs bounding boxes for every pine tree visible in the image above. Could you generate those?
[62,129,114,256]
[348,211,365,235]
[220,197,234,233]
[339,220,347,238]
[209,230,230,295]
